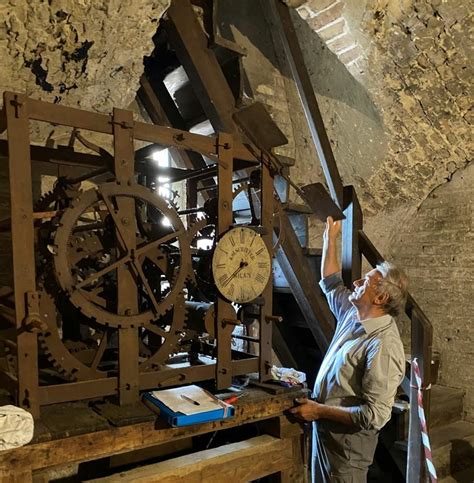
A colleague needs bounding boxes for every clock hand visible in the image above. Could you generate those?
[222,260,248,287]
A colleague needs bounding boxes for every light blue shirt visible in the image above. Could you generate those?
[315,272,405,431]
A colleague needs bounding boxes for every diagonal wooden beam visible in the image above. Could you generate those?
[263,0,344,208]
[164,0,236,133]
[138,76,206,171]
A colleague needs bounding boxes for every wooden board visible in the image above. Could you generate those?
[40,403,110,440]
[0,387,303,476]
[88,435,293,482]
[233,102,288,151]
[92,401,156,427]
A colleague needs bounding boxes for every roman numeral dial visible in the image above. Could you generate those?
[212,226,272,303]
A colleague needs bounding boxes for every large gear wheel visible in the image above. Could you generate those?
[53,183,192,328]
[37,272,188,381]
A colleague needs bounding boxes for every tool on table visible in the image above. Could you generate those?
[180,394,200,406]
[223,391,248,405]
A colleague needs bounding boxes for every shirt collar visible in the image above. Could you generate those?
[359,314,393,335]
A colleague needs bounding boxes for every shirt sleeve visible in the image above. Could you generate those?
[350,338,405,431]
[319,272,353,323]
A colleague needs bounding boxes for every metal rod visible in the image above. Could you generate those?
[177,207,205,215]
[196,177,250,192]
[232,334,259,343]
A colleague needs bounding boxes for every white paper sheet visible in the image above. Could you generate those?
[150,385,225,415]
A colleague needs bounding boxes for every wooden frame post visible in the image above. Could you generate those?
[4,92,40,417]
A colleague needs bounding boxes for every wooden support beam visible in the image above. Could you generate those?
[0,106,6,134]
[88,435,293,482]
[138,76,207,172]
[263,0,345,208]
[342,185,363,288]
[164,0,236,133]
[272,323,298,370]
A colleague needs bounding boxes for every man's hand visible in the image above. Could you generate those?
[290,399,358,426]
[323,216,341,245]
[288,398,323,422]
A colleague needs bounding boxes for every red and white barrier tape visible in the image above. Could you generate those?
[412,358,438,482]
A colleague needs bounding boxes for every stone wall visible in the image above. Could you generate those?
[389,163,474,420]
[0,0,170,143]
[293,0,472,217]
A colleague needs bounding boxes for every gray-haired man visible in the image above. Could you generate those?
[290,216,407,482]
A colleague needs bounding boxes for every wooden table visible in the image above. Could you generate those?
[0,386,307,482]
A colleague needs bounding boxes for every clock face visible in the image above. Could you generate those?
[212,227,272,304]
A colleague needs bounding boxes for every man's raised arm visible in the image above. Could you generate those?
[321,216,341,279]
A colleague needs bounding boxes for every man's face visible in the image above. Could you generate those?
[349,269,382,308]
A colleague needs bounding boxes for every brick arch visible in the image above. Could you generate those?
[295,1,362,66]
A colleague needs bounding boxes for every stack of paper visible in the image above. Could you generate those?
[143,385,235,427]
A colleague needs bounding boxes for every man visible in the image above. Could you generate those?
[290,216,407,482]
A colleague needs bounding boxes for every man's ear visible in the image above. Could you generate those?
[374,292,389,306]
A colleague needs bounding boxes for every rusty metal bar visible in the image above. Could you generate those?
[113,108,140,405]
[134,121,254,162]
[0,140,106,169]
[39,358,260,405]
[27,96,113,134]
[264,0,344,208]
[4,92,40,417]
[6,92,255,163]
[259,162,274,381]
[216,132,234,389]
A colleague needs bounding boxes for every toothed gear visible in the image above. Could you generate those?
[34,179,81,213]
[185,218,219,302]
[0,288,18,375]
[36,275,108,382]
[53,183,192,328]
[232,181,249,200]
[36,270,187,380]
[139,292,186,372]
